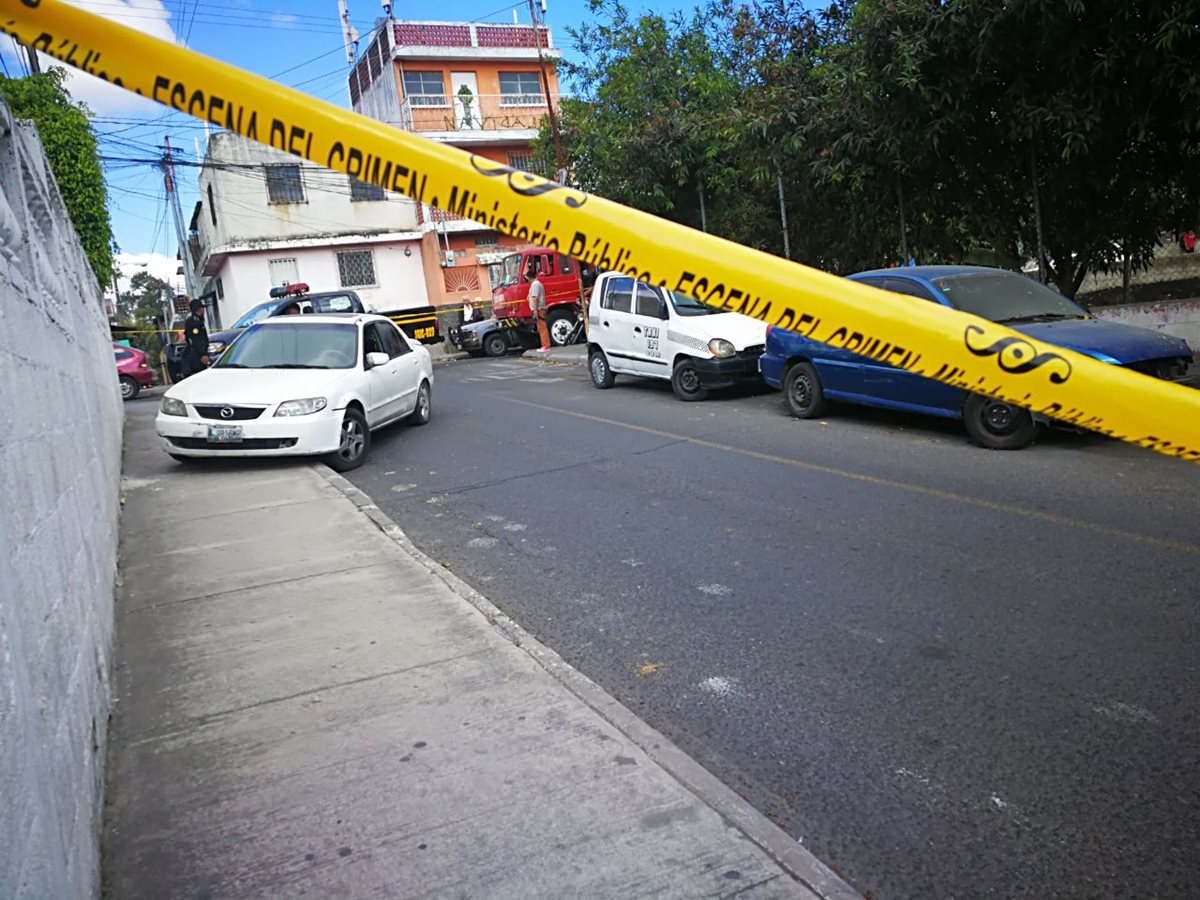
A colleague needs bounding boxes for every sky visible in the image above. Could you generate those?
[0,0,677,295]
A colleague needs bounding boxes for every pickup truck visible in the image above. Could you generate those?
[206,284,441,358]
[450,247,590,356]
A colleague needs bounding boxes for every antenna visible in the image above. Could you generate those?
[338,0,360,64]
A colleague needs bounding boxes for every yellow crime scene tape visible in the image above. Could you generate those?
[6,0,1198,463]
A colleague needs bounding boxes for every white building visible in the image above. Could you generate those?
[191,131,428,327]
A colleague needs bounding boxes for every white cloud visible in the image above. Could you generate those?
[42,1,180,116]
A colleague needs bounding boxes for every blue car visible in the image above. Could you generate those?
[760,266,1194,449]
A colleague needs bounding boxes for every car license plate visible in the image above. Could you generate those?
[207,425,243,443]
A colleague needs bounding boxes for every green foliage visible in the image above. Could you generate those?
[117,271,169,355]
[0,68,114,288]
[546,0,1200,295]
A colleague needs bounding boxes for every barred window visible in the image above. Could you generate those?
[349,176,385,202]
[507,151,533,172]
[337,250,377,287]
[403,71,447,106]
[474,232,499,247]
[265,164,304,203]
[499,72,543,105]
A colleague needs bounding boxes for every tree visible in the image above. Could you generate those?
[0,68,114,288]
[117,271,170,355]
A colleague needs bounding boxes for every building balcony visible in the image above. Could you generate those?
[398,93,557,141]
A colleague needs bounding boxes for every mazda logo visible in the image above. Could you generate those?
[219,407,235,419]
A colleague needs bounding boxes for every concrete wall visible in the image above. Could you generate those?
[0,102,123,899]
[1091,298,1200,356]
[196,131,419,253]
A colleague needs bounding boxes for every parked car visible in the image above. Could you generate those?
[114,343,155,400]
[155,314,433,471]
[587,272,767,400]
[205,285,367,359]
[760,265,1194,449]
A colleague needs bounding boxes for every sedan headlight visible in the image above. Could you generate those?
[274,397,328,417]
[160,396,187,417]
[708,338,736,358]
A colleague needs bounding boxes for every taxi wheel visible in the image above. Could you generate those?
[963,394,1038,450]
[326,407,371,471]
[589,349,616,389]
[671,360,709,402]
[783,361,828,419]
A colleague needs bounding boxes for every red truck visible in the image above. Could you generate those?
[451,247,588,356]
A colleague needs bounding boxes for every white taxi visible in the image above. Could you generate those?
[156,314,432,471]
[586,273,767,400]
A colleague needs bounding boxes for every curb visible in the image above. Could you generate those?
[313,464,861,900]
[519,349,587,367]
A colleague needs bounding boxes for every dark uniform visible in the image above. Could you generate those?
[181,310,209,377]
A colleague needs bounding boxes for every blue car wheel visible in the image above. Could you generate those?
[962,394,1038,450]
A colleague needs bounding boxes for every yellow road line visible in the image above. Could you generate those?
[499,395,1200,556]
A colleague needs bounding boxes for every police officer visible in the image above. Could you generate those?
[181,298,210,378]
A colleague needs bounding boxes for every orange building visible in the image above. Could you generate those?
[349,19,562,311]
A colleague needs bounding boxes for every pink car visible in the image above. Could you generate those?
[114,343,156,400]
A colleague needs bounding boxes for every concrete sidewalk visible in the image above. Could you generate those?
[522,344,587,366]
[104,403,854,899]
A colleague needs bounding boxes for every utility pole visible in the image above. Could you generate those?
[527,0,565,182]
[776,166,791,260]
[161,137,198,303]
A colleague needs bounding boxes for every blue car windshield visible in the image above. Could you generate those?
[231,300,281,330]
[668,291,720,316]
[933,273,1087,324]
[215,322,358,369]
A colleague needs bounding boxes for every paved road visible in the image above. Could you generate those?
[348,356,1200,900]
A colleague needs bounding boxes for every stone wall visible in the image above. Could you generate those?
[0,99,123,899]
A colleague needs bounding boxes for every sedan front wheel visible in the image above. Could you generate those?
[325,407,371,471]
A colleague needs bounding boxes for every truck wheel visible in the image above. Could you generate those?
[671,359,709,402]
[483,332,508,357]
[547,309,576,347]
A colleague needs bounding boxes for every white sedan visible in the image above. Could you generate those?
[155,314,433,471]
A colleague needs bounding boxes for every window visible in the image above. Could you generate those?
[265,164,305,203]
[313,293,356,313]
[883,278,937,303]
[474,232,499,248]
[376,322,411,358]
[349,176,385,202]
[268,257,299,287]
[499,71,543,105]
[507,151,533,172]
[215,277,224,299]
[634,283,664,318]
[337,250,377,287]
[602,276,634,313]
[206,184,217,226]
[362,323,386,361]
[403,71,447,106]
[556,254,574,276]
[114,348,133,360]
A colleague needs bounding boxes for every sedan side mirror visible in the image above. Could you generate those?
[365,351,390,369]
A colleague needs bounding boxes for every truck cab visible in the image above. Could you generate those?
[491,248,583,347]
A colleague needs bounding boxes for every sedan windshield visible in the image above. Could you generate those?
[231,300,281,330]
[215,322,358,369]
[667,291,720,316]
[933,273,1087,323]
